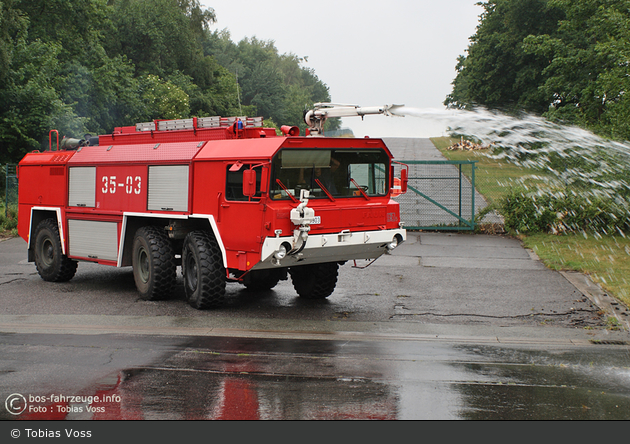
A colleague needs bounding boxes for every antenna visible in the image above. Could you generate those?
[235,69,242,116]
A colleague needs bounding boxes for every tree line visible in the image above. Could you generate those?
[0,0,334,164]
[446,0,630,141]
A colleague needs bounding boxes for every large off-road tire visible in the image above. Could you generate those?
[182,231,226,309]
[242,269,287,291]
[132,226,176,301]
[33,218,77,282]
[289,262,339,299]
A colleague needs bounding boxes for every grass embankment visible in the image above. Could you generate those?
[430,136,550,203]
[0,203,18,239]
[431,136,630,307]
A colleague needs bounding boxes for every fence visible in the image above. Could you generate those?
[4,164,18,218]
[394,160,489,231]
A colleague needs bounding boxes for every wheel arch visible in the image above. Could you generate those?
[27,207,64,262]
[118,213,227,268]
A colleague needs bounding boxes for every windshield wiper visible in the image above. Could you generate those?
[315,179,335,202]
[275,179,299,203]
[350,178,370,200]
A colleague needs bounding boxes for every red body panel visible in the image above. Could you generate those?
[68,141,204,164]
[18,152,75,242]
[191,161,223,216]
[195,138,284,161]
[18,152,74,207]
[95,165,147,212]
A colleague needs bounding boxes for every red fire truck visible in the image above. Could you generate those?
[17,104,408,309]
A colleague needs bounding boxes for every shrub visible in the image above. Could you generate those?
[500,188,630,235]
[0,206,18,232]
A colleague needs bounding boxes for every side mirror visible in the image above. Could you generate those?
[400,168,408,194]
[243,169,256,197]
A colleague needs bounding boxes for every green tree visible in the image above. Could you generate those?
[242,60,287,123]
[0,39,86,163]
[448,0,630,141]
[10,0,144,136]
[524,0,630,139]
[0,0,335,165]
[109,0,199,76]
[204,32,333,130]
[446,0,564,113]
[138,74,190,121]
[0,0,28,82]
[14,0,113,63]
[109,0,246,119]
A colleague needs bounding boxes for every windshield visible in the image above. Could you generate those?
[270,149,389,200]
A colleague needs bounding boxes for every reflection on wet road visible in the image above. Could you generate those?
[2,333,629,420]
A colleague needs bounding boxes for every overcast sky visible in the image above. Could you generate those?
[201,1,482,138]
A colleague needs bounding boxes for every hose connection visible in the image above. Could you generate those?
[271,189,316,266]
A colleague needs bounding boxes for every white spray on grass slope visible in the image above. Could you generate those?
[390,106,630,234]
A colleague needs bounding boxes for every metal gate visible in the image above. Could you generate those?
[394,160,477,231]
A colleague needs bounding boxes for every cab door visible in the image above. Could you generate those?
[218,163,266,271]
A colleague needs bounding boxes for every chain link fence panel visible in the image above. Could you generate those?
[5,164,18,210]
[393,160,502,230]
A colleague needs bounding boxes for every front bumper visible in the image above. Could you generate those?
[253,228,406,270]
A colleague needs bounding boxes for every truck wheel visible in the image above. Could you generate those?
[34,218,77,282]
[182,231,226,309]
[289,262,339,299]
[132,226,176,301]
[242,269,287,291]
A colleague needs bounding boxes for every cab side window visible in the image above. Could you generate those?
[225,164,261,201]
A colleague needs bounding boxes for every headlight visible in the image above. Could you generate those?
[387,236,400,251]
[274,244,287,260]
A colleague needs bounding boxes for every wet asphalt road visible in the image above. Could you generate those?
[1,331,630,420]
[1,230,629,420]
[0,233,616,329]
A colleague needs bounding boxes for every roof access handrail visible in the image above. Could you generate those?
[49,130,59,151]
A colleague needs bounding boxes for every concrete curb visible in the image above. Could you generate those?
[560,270,630,332]
[526,245,629,332]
